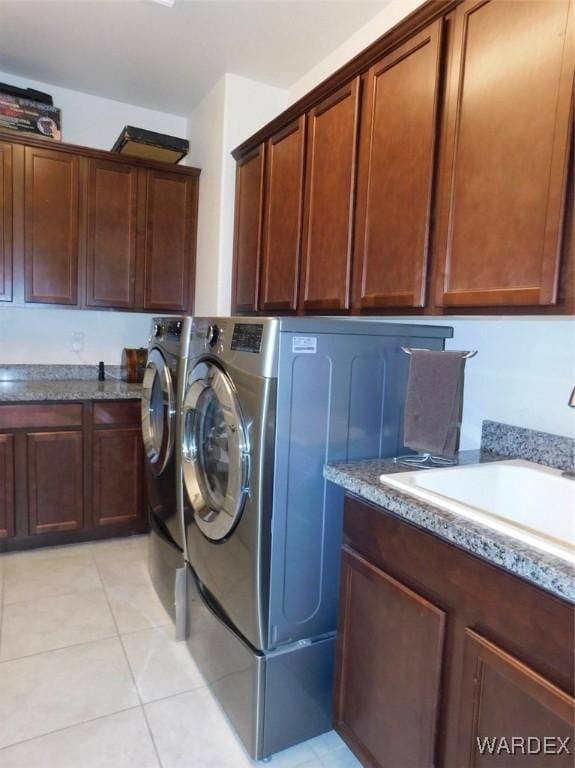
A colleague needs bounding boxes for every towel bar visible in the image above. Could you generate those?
[401,346,477,359]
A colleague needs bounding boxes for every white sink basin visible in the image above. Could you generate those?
[380,460,575,564]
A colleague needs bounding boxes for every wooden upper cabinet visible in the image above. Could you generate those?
[24,146,80,305]
[144,168,197,312]
[300,79,360,311]
[0,142,13,303]
[434,0,574,308]
[456,630,575,767]
[353,21,443,309]
[86,159,139,309]
[232,144,265,313]
[26,430,83,535]
[334,546,445,768]
[260,118,306,311]
[0,433,15,539]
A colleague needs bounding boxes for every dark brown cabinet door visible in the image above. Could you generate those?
[27,430,83,534]
[334,546,445,768]
[434,0,574,308]
[0,433,15,538]
[92,427,143,527]
[260,118,305,311]
[24,146,80,305]
[144,168,197,312]
[353,21,443,309]
[300,79,360,312]
[456,630,575,766]
[0,142,13,303]
[232,145,265,313]
[86,159,139,309]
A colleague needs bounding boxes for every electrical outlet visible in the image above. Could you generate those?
[71,331,85,353]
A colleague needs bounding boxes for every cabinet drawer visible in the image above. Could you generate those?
[93,400,141,427]
[0,404,82,430]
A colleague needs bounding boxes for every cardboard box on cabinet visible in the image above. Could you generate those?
[0,93,61,140]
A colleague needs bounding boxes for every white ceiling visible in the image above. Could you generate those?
[0,0,388,116]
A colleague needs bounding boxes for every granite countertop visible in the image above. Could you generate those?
[0,379,143,402]
[0,365,142,401]
[324,447,575,603]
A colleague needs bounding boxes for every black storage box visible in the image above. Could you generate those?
[0,93,61,140]
[112,125,189,164]
[0,83,53,105]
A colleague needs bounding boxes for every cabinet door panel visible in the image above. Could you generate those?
[24,147,80,305]
[435,0,573,307]
[232,145,265,313]
[260,118,305,311]
[0,434,15,538]
[354,21,442,309]
[0,142,13,302]
[92,428,143,526]
[93,400,141,427]
[144,169,197,312]
[300,79,360,311]
[334,546,445,768]
[456,630,575,767]
[86,159,138,308]
[27,431,83,534]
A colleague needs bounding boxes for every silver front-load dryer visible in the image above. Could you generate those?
[181,332,277,650]
[181,316,453,759]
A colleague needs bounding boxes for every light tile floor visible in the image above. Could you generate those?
[0,536,361,768]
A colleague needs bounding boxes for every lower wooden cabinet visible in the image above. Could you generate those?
[92,426,142,527]
[335,495,575,768]
[0,433,15,538]
[456,630,575,767]
[334,547,445,768]
[0,400,147,551]
[27,430,84,534]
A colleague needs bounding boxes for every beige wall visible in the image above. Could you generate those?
[188,75,288,316]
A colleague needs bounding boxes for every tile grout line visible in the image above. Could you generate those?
[0,540,351,767]
[0,542,118,664]
[0,540,166,760]
[0,629,120,665]
[92,539,166,768]
[0,703,143,754]
[93,541,348,768]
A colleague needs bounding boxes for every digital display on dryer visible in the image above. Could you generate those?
[231,323,263,353]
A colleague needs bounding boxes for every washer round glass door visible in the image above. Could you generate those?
[141,348,175,476]
[182,359,249,542]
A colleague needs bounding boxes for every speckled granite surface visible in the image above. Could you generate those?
[0,364,124,381]
[482,419,574,472]
[0,364,141,401]
[0,380,142,402]
[325,446,575,603]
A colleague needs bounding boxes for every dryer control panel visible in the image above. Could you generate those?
[231,323,263,353]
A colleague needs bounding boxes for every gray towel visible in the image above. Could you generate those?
[403,350,466,458]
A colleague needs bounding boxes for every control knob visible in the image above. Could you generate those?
[153,322,162,339]
[206,324,220,347]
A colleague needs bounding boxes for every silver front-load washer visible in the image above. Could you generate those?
[180,316,453,759]
[142,316,192,628]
